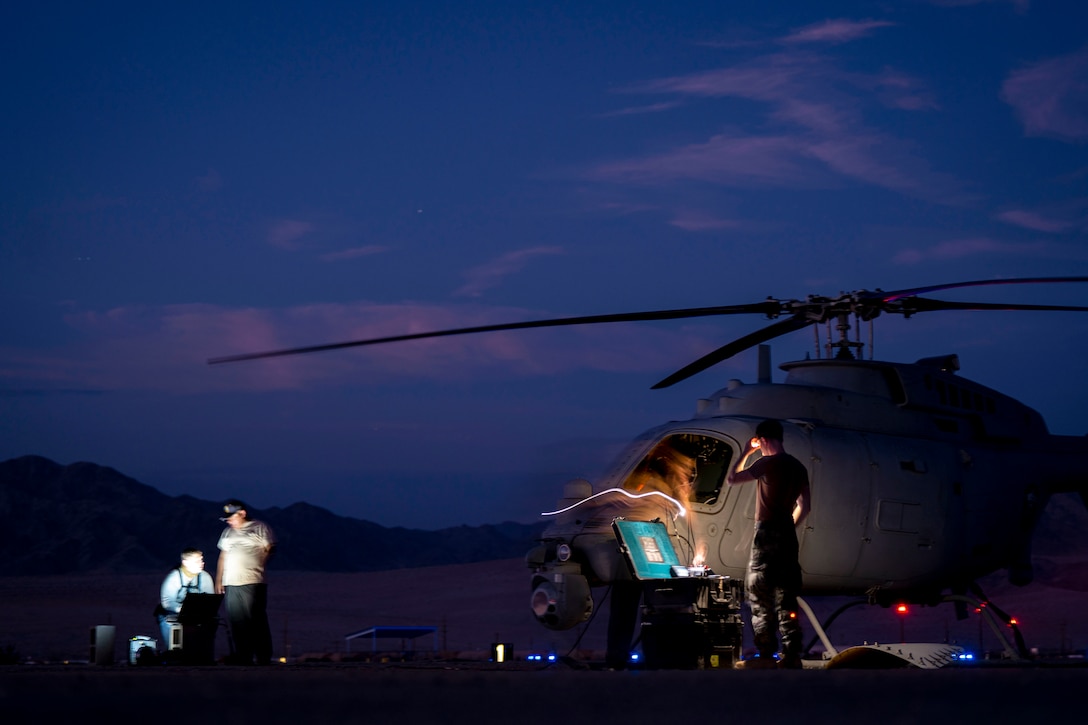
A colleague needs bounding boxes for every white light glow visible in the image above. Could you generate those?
[540,487,687,518]
[692,543,707,568]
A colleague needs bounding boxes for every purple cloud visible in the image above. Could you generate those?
[997,209,1077,233]
[893,236,1051,264]
[266,219,314,250]
[780,19,895,45]
[1002,47,1088,143]
[867,69,940,111]
[590,129,968,204]
[319,245,390,262]
[596,101,684,118]
[668,210,741,231]
[632,56,807,101]
[589,133,815,187]
[596,49,959,204]
[453,247,565,298]
[807,135,967,201]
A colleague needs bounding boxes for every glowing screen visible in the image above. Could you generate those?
[612,519,681,579]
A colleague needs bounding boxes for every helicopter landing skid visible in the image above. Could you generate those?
[798,586,1031,664]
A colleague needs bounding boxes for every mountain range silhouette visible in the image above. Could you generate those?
[0,455,547,575]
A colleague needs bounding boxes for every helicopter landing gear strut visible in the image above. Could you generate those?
[943,582,1030,661]
[797,596,855,659]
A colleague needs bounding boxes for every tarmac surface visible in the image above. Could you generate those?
[2,660,1087,724]
[4,553,1087,724]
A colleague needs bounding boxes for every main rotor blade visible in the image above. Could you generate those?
[207,300,781,365]
[877,276,1088,303]
[900,297,1088,314]
[651,314,810,390]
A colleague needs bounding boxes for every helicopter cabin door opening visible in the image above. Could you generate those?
[620,433,736,513]
[619,432,741,569]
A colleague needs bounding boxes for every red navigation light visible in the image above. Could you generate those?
[895,603,909,643]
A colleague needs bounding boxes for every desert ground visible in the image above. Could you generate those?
[2,557,1088,723]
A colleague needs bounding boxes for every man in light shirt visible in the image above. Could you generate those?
[216,500,275,665]
[156,547,214,648]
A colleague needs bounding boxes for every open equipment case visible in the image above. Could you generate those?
[612,518,743,669]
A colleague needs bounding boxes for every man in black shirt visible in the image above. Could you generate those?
[727,419,811,669]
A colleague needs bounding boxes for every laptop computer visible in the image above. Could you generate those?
[177,593,224,624]
[612,519,683,580]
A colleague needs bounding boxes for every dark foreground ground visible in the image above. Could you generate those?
[2,661,1087,724]
[3,553,1088,724]
[5,556,1088,664]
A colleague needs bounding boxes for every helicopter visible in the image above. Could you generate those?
[210,276,1088,660]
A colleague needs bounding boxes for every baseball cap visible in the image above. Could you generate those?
[220,500,247,521]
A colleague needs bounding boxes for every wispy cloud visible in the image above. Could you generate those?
[596,48,960,203]
[631,56,807,101]
[267,219,314,250]
[807,135,961,198]
[997,209,1077,233]
[1001,46,1088,143]
[597,101,684,118]
[595,200,662,217]
[454,247,565,298]
[668,210,740,231]
[866,69,939,111]
[589,133,815,187]
[780,19,895,45]
[319,245,389,262]
[893,236,1051,264]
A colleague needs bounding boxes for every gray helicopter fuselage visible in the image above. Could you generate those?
[528,355,1088,629]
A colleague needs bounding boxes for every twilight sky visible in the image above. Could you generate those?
[3,1,1087,529]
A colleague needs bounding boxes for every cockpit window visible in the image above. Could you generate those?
[622,433,735,506]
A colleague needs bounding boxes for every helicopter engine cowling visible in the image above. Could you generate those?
[530,566,593,630]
